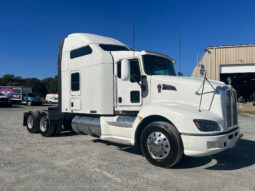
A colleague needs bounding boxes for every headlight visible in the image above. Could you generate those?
[193,119,221,132]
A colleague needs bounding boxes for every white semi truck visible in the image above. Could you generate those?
[23,33,240,168]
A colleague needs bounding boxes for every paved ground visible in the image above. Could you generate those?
[0,105,255,191]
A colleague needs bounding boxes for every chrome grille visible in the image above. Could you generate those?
[225,89,238,127]
[232,90,238,125]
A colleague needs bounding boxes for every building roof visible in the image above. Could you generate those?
[208,43,255,49]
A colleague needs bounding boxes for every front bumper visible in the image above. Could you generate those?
[181,127,240,157]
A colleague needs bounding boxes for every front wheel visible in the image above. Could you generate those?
[140,121,183,168]
[27,101,32,106]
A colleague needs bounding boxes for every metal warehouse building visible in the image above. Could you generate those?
[192,44,255,102]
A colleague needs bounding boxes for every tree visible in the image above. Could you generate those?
[24,78,48,97]
[41,75,58,93]
[0,74,58,98]
[0,74,15,85]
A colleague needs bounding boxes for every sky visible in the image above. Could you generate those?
[0,0,255,79]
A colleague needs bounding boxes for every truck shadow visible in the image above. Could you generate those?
[6,105,25,108]
[94,138,255,170]
[92,139,142,155]
[174,138,255,170]
[55,131,77,137]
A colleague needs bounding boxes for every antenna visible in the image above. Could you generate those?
[132,12,135,57]
[179,35,182,72]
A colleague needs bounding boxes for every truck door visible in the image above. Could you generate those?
[70,71,81,111]
[116,58,142,109]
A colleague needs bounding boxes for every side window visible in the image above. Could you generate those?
[130,59,141,82]
[130,91,140,103]
[70,46,92,59]
[71,73,80,91]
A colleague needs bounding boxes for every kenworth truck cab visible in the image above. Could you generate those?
[23,33,240,168]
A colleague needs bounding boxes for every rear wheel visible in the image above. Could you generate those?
[26,111,40,133]
[39,112,55,137]
[140,121,183,168]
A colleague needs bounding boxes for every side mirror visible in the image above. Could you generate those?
[121,59,130,81]
[200,64,205,75]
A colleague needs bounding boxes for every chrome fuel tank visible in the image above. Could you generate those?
[72,116,101,137]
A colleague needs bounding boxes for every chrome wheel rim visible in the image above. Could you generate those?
[27,115,33,129]
[147,131,170,159]
[40,116,47,132]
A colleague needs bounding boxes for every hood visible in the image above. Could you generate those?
[149,75,229,117]
[150,75,226,88]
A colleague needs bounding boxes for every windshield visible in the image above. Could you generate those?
[142,55,176,76]
[0,93,4,96]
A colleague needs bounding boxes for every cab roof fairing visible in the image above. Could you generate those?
[63,33,131,52]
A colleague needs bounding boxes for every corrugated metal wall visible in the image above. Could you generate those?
[192,45,255,81]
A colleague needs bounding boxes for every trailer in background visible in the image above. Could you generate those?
[0,86,42,106]
[45,93,58,104]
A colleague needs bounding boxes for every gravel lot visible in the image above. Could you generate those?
[0,105,255,191]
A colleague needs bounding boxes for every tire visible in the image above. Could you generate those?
[140,121,183,168]
[27,101,32,106]
[26,111,40,133]
[54,123,63,135]
[39,112,55,137]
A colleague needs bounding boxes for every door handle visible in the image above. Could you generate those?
[71,102,74,107]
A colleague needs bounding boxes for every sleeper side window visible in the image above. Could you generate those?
[70,46,92,59]
[71,73,80,91]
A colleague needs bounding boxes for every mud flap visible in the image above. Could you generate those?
[23,112,28,126]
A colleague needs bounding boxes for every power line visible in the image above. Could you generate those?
[179,35,182,72]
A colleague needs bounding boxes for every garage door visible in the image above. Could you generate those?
[221,64,255,74]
